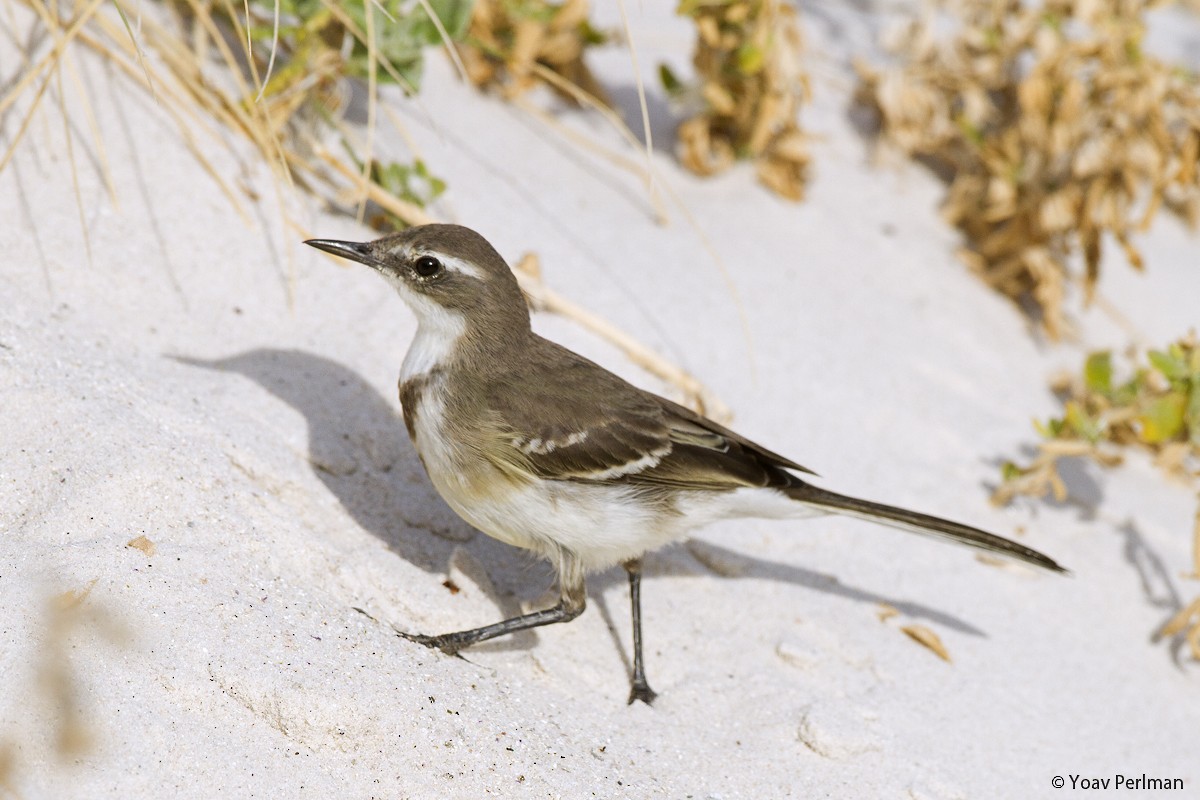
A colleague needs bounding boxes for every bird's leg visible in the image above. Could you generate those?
[623,558,657,705]
[397,551,586,656]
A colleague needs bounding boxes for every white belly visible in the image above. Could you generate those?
[452,478,688,571]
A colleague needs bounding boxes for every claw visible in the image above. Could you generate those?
[396,630,462,656]
[628,681,658,706]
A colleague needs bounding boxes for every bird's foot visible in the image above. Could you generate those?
[395,630,465,657]
[627,680,658,706]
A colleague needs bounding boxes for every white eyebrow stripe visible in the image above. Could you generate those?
[435,253,486,280]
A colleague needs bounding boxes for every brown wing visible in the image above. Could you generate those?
[485,339,814,490]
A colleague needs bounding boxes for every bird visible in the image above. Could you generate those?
[305,224,1065,705]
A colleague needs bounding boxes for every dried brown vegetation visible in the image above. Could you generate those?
[459,0,609,103]
[857,0,1200,336]
[0,579,129,792]
[672,0,811,200]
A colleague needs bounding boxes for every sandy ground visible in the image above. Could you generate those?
[3,2,1199,798]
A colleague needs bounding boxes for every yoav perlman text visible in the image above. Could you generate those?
[1059,774,1184,791]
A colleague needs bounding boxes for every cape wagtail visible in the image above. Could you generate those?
[305,224,1064,705]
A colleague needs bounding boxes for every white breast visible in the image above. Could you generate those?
[398,299,468,384]
[406,386,476,503]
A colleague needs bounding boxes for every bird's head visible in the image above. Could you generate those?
[305,224,531,343]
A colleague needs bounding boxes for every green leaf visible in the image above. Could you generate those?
[1187,385,1200,447]
[1000,461,1026,481]
[247,23,302,42]
[677,0,719,17]
[1148,349,1188,381]
[417,0,476,42]
[955,115,984,148]
[506,0,556,24]
[1083,351,1112,396]
[1138,392,1187,444]
[1033,416,1064,439]
[374,158,446,207]
[1124,38,1143,65]
[736,43,764,75]
[659,63,684,96]
[579,19,606,45]
[275,0,323,21]
[1110,375,1142,408]
[1063,401,1101,443]
[340,0,478,90]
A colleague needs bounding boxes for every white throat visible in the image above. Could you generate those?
[395,286,469,384]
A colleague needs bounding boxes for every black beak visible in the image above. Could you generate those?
[304,238,375,267]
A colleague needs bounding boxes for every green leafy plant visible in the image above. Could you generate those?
[221,0,475,151]
[346,149,448,229]
[248,0,474,93]
[995,335,1200,657]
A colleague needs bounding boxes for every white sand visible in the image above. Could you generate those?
[2,2,1198,797]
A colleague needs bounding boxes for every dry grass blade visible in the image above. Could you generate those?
[613,0,661,217]
[307,141,437,226]
[513,254,732,421]
[900,624,952,662]
[511,94,646,178]
[415,0,469,83]
[314,0,419,94]
[82,16,252,219]
[65,51,117,204]
[525,62,668,223]
[0,57,56,174]
[252,0,280,101]
[876,603,900,622]
[108,0,157,95]
[55,58,92,263]
[176,0,294,185]
[0,0,108,121]
[1160,596,1200,661]
[358,0,379,222]
[1193,504,1200,578]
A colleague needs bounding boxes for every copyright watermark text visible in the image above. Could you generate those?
[1051,774,1185,791]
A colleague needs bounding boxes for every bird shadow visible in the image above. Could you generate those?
[178,348,988,666]
[586,538,990,687]
[637,540,983,632]
[174,348,541,594]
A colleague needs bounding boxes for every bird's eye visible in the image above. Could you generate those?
[414,255,442,277]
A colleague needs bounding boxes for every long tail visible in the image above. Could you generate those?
[786,484,1066,574]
